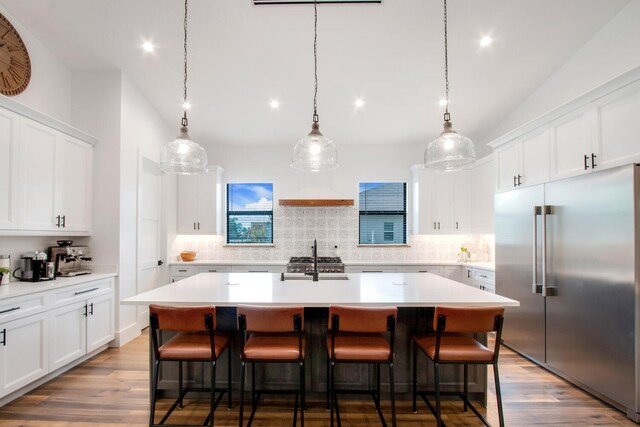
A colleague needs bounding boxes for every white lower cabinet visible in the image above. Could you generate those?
[402,266,444,276]
[231,265,284,273]
[345,266,400,273]
[50,292,114,371]
[0,312,48,397]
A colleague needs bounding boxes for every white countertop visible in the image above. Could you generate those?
[169,260,495,271]
[122,272,515,307]
[0,273,117,300]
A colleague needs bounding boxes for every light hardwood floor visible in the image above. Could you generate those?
[0,331,635,426]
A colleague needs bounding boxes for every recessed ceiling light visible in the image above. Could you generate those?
[439,99,448,107]
[270,99,280,109]
[182,101,191,110]
[480,36,492,47]
[142,41,154,52]
[354,99,365,108]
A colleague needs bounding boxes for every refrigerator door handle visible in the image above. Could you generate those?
[533,206,542,294]
[541,205,552,296]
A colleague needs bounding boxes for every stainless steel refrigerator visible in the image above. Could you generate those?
[496,163,640,421]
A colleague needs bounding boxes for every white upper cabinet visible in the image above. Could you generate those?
[470,159,495,233]
[412,160,493,235]
[496,128,549,193]
[0,109,19,229]
[549,107,594,181]
[18,117,59,231]
[177,167,222,234]
[15,117,93,233]
[595,83,640,170]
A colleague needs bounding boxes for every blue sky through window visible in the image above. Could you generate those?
[228,183,273,211]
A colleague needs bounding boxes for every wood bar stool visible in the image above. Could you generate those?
[237,305,306,427]
[149,304,232,427]
[327,305,397,427]
[412,306,505,427]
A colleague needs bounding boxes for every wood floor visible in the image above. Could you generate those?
[0,331,635,426]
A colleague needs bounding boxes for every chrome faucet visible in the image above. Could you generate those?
[305,239,319,281]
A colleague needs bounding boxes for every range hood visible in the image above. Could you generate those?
[279,199,354,207]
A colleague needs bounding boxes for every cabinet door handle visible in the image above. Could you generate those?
[591,153,597,169]
[513,175,517,187]
[584,154,589,170]
[433,222,436,230]
[517,174,522,186]
[197,222,200,230]
[437,222,440,230]
[75,287,99,296]
[1,329,6,346]
[455,221,459,230]
[467,270,471,278]
[0,307,20,315]
[83,304,88,317]
[193,222,196,230]
[61,215,66,228]
[89,303,94,316]
[56,215,61,227]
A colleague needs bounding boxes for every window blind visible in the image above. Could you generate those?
[227,183,273,244]
[359,182,407,244]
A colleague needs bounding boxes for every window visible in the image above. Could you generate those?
[226,183,273,244]
[359,182,407,245]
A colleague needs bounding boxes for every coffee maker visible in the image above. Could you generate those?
[13,251,53,282]
[49,242,92,277]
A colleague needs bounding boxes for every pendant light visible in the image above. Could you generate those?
[291,0,338,172]
[424,0,475,171]
[160,0,208,175]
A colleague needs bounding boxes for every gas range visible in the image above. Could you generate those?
[287,256,345,273]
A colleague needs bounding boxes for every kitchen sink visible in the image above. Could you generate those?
[281,274,349,281]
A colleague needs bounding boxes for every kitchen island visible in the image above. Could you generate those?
[122,272,518,401]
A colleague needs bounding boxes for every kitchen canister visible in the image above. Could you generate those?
[0,255,10,285]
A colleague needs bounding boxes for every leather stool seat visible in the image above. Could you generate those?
[326,332,390,361]
[159,331,231,360]
[412,333,494,362]
[244,333,306,361]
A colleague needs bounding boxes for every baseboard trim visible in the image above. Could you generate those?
[112,322,141,347]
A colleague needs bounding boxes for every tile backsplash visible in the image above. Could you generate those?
[172,206,494,262]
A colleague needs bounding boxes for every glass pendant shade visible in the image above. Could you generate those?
[424,120,476,171]
[160,126,208,174]
[292,123,338,172]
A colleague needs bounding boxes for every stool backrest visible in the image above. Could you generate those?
[434,306,504,333]
[149,304,216,331]
[237,305,304,332]
[329,305,397,333]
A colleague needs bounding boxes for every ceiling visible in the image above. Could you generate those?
[0,0,629,154]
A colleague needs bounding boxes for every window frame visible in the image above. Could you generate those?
[225,181,274,246]
[358,181,408,246]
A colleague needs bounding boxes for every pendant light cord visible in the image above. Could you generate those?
[443,0,450,122]
[313,0,319,124]
[182,0,189,127]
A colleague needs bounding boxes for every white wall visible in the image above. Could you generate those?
[0,5,72,123]
[481,1,640,145]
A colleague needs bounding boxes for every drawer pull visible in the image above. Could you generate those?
[74,287,99,296]
[208,269,217,272]
[0,307,20,315]
[178,269,188,272]
[418,271,429,273]
[248,270,268,273]
[480,275,488,278]
[363,270,383,273]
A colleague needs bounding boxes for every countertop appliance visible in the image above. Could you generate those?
[13,251,52,282]
[287,256,344,273]
[495,163,640,422]
[49,244,92,277]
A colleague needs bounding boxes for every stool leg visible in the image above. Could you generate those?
[463,363,468,412]
[251,363,256,409]
[329,360,335,427]
[228,345,233,410]
[149,359,160,427]
[494,362,505,427]
[239,361,245,427]
[326,355,330,411]
[412,340,418,413]
[373,363,385,426]
[434,362,442,427]
[178,360,183,409]
[300,360,306,413]
[389,362,396,427]
[210,360,216,427]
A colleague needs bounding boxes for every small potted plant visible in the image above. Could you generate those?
[458,247,471,262]
[0,266,10,285]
